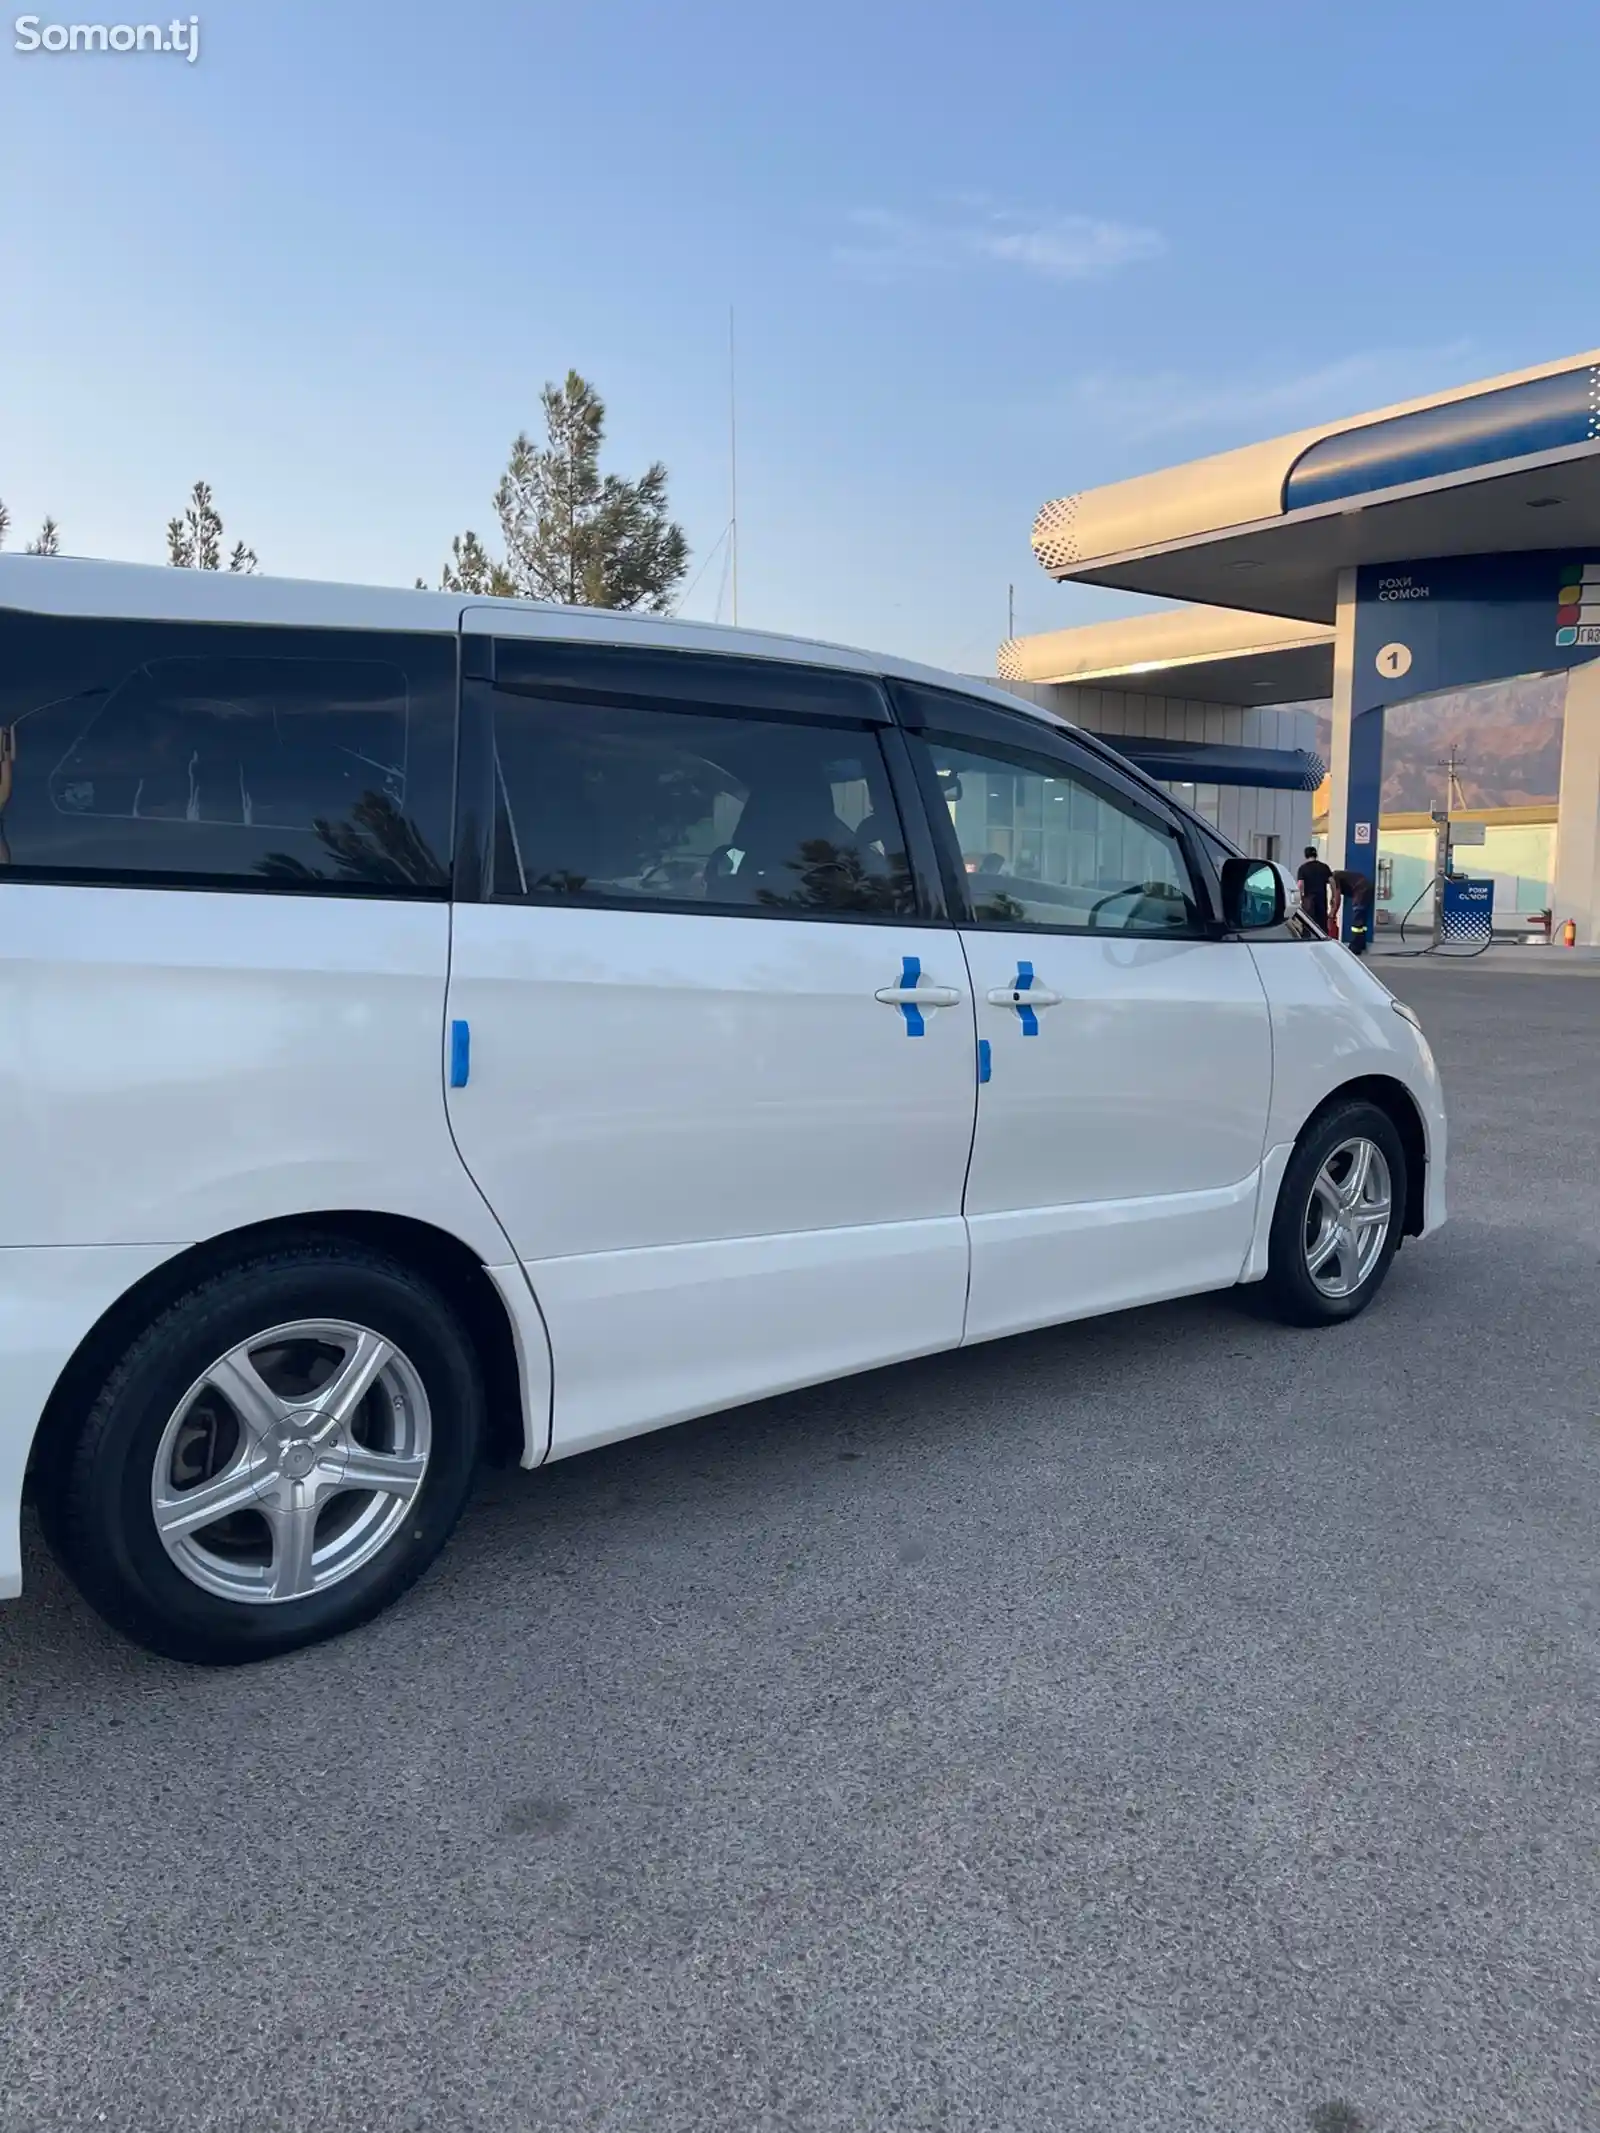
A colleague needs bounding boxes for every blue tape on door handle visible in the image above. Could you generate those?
[1014,961,1039,1037]
[898,954,925,1037]
[977,1038,992,1084]
[449,1019,471,1089]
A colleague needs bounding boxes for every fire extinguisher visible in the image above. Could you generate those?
[1561,918,1578,948]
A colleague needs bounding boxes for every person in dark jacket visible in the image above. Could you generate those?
[1296,845,1332,933]
[0,724,13,867]
[1330,866,1374,955]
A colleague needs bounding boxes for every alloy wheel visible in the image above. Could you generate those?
[150,1319,432,1605]
[1303,1136,1393,1300]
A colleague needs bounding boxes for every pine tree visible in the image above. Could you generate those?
[0,500,63,555]
[167,482,258,571]
[429,372,688,612]
[439,531,518,598]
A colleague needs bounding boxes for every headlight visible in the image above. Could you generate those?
[1391,1000,1423,1030]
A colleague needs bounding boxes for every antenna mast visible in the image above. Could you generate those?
[728,307,739,627]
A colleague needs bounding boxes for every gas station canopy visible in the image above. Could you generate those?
[999,602,1333,705]
[1030,350,1600,623]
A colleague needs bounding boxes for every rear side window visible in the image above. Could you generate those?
[0,610,455,891]
[489,692,915,919]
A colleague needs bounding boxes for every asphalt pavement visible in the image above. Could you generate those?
[3,959,1599,2133]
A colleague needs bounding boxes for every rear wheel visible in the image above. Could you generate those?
[48,1242,484,1664]
[1260,1101,1406,1327]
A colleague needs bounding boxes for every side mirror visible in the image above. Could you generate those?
[1220,855,1285,931]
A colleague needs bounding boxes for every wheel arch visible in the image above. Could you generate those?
[1243,1071,1430,1288]
[28,1212,546,1508]
[1307,1075,1428,1239]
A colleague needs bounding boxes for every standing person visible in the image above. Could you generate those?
[0,724,13,867]
[1329,865,1375,956]
[1296,844,1332,934]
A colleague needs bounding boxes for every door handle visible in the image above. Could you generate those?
[876,954,963,1035]
[986,985,1062,1009]
[877,985,963,1007]
[989,960,1056,1035]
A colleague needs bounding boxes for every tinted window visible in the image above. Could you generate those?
[923,734,1201,933]
[490,693,915,918]
[0,610,455,890]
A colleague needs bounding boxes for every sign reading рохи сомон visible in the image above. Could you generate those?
[1351,551,1600,719]
[1333,549,1600,880]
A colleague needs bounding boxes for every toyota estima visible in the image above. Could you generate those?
[0,557,1446,1664]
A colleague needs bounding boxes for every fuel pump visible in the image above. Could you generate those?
[1395,809,1493,956]
[1430,808,1452,948]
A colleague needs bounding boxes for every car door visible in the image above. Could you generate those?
[445,626,978,1458]
[893,684,1274,1345]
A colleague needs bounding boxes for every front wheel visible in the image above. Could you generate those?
[1260,1101,1407,1327]
[46,1241,485,1664]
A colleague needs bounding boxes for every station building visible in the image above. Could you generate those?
[990,604,1329,862]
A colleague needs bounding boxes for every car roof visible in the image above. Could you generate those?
[0,553,1073,734]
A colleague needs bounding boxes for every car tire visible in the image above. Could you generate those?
[1259,1100,1408,1328]
[46,1240,484,1665]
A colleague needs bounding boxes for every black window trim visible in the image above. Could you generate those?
[876,722,949,925]
[457,646,1248,932]
[464,654,947,928]
[452,648,493,906]
[898,708,1223,940]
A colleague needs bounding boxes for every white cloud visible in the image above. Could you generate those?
[1058,342,1480,443]
[837,203,1165,283]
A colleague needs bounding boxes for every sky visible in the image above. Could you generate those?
[4,0,1600,673]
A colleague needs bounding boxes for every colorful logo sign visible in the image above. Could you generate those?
[1556,563,1600,646]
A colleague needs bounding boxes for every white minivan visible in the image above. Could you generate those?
[0,557,1446,1663]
